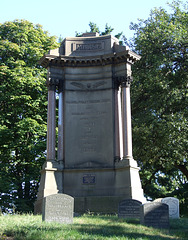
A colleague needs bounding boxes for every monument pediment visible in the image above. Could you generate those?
[39,34,140,68]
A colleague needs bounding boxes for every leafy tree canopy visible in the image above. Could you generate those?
[130,0,188,213]
[0,19,58,212]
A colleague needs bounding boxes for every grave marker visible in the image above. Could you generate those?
[118,199,142,219]
[140,202,169,229]
[42,194,74,224]
[162,197,179,219]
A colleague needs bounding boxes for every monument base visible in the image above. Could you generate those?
[74,196,126,214]
[34,158,145,214]
[34,160,63,214]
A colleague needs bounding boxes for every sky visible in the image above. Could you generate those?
[0,0,186,41]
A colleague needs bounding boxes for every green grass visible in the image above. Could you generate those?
[0,214,188,240]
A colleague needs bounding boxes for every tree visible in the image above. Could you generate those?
[0,20,58,212]
[76,22,124,44]
[130,0,188,212]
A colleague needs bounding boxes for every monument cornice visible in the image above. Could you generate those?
[39,50,141,68]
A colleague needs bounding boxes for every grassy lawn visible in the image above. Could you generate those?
[0,214,188,240]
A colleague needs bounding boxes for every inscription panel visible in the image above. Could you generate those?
[76,42,104,51]
[64,89,114,168]
[71,41,105,53]
[83,174,96,184]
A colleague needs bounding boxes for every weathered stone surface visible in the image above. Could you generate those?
[61,35,119,57]
[140,202,169,229]
[74,196,126,214]
[42,194,74,224]
[64,88,114,169]
[118,199,142,218]
[35,34,145,214]
[162,197,179,219]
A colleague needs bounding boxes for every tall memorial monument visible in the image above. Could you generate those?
[34,33,145,214]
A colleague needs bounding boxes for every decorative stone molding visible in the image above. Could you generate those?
[47,68,64,91]
[47,78,59,89]
[113,75,133,88]
[39,50,141,69]
[121,76,133,87]
[70,80,107,91]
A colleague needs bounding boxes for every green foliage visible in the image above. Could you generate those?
[130,0,188,207]
[76,22,124,45]
[0,19,58,212]
[0,214,188,239]
[89,22,100,33]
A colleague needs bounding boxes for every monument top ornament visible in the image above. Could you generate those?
[39,33,141,68]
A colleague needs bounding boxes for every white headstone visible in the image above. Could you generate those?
[161,197,179,219]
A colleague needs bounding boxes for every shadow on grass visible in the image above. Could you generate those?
[73,223,177,240]
[80,215,188,238]
[83,214,140,224]
[3,216,188,240]
[3,223,174,240]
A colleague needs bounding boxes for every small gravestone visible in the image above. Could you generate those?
[162,197,179,219]
[42,194,74,224]
[118,199,142,219]
[140,202,169,229]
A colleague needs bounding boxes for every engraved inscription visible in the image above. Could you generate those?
[83,174,96,184]
[66,99,110,154]
[80,117,97,153]
[76,43,103,51]
[141,203,169,229]
[42,194,74,224]
[64,89,114,167]
[118,199,142,219]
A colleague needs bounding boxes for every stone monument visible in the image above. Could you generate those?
[34,32,145,214]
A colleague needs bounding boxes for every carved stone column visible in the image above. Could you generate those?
[57,90,63,163]
[114,79,120,161]
[121,76,133,159]
[118,87,123,159]
[34,69,61,214]
[47,82,56,161]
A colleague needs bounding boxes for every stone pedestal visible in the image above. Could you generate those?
[34,33,145,214]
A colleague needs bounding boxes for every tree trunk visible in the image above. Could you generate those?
[174,163,188,181]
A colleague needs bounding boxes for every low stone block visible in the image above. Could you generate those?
[140,202,169,229]
[42,194,74,224]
